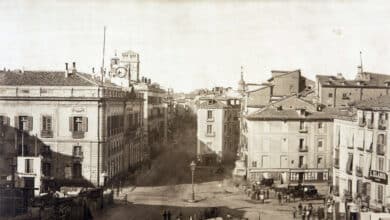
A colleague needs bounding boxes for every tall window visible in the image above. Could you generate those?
[74,117,83,132]
[252,161,257,168]
[378,157,384,171]
[25,159,34,173]
[72,163,82,178]
[207,125,213,134]
[318,139,323,149]
[377,185,384,203]
[299,156,304,168]
[73,145,83,157]
[207,110,213,119]
[318,122,323,129]
[317,156,323,168]
[299,121,305,130]
[17,116,32,131]
[42,116,52,131]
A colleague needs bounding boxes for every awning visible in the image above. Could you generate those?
[346,154,353,173]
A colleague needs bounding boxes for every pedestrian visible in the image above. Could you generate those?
[163,210,167,220]
[317,206,324,220]
[298,203,303,216]
[308,203,313,220]
[286,193,290,203]
[266,189,269,199]
[302,206,306,220]
[278,193,282,205]
[167,210,171,220]
[260,193,264,203]
[293,206,297,219]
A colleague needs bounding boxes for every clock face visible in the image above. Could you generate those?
[116,67,127,78]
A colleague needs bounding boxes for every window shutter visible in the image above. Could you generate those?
[27,116,33,131]
[82,117,88,132]
[14,116,19,129]
[69,117,74,131]
[41,116,44,131]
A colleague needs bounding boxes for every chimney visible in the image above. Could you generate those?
[148,78,151,84]
[65,62,69,78]
[72,62,77,74]
[92,67,95,73]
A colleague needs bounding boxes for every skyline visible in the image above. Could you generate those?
[1,0,390,92]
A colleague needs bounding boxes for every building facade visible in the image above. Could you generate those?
[197,97,240,164]
[316,71,390,108]
[0,65,145,190]
[333,96,390,214]
[244,95,333,183]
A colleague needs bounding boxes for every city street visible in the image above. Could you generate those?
[95,119,328,220]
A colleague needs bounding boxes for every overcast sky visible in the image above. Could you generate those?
[1,0,390,92]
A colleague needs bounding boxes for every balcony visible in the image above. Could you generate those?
[206,117,214,122]
[299,126,308,133]
[205,132,215,137]
[334,158,340,169]
[298,145,308,152]
[359,118,366,127]
[298,163,308,169]
[41,130,53,138]
[347,145,354,149]
[356,166,363,177]
[72,131,85,139]
[377,144,385,156]
[378,119,387,130]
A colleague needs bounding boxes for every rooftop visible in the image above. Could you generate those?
[353,95,390,111]
[0,70,118,87]
[317,72,390,88]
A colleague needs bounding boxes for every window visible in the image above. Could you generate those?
[25,159,34,173]
[318,122,323,129]
[207,110,213,119]
[377,185,384,203]
[299,156,304,168]
[73,146,83,157]
[252,161,257,167]
[72,163,82,178]
[16,116,32,131]
[318,139,323,149]
[328,93,333,98]
[74,117,83,132]
[378,157,384,171]
[317,157,323,168]
[299,121,305,130]
[207,125,213,134]
[43,162,51,176]
[42,116,52,131]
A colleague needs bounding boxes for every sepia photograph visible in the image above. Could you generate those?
[1,0,390,219]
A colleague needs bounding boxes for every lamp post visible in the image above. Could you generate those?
[190,161,196,201]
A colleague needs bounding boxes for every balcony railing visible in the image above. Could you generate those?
[298,163,308,169]
[206,117,214,122]
[299,126,308,133]
[72,131,85,139]
[41,130,53,138]
[299,146,308,152]
[377,144,385,156]
[334,158,340,169]
[73,151,83,162]
[356,166,363,177]
[205,132,215,137]
[347,145,354,149]
[379,119,387,130]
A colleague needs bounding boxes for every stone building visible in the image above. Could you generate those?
[316,70,390,108]
[243,94,333,183]
[197,96,241,164]
[0,63,145,189]
[333,95,390,215]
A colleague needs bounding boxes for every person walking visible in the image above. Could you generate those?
[266,189,269,199]
[298,203,303,216]
[278,193,282,205]
[302,206,306,220]
[307,203,313,220]
[293,206,297,219]
[317,206,325,220]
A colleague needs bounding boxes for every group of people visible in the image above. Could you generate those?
[246,183,270,203]
[277,191,295,204]
[292,203,325,220]
[161,207,220,220]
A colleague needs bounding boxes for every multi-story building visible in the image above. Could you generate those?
[0,63,145,190]
[316,70,390,108]
[197,96,240,164]
[243,94,333,183]
[109,51,168,159]
[333,95,390,215]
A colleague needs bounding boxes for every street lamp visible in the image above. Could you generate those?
[190,161,196,201]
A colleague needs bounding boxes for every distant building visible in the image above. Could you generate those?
[197,96,240,164]
[108,50,168,159]
[0,63,145,190]
[333,95,390,215]
[316,70,390,108]
[243,94,333,183]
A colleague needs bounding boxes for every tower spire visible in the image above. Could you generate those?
[240,65,244,81]
[359,51,363,73]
